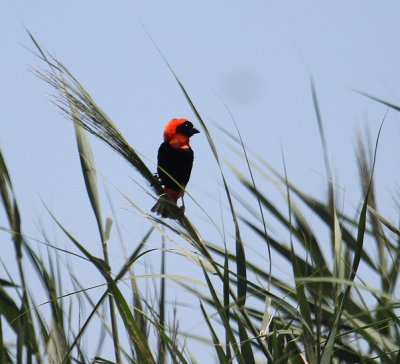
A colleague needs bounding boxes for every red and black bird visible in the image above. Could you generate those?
[151,118,200,218]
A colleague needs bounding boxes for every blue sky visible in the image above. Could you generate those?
[2,1,400,361]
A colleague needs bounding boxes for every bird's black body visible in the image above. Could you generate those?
[151,118,199,218]
[157,141,194,190]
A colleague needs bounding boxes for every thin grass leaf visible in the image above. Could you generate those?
[311,79,346,307]
[22,245,69,363]
[0,148,40,362]
[72,99,104,240]
[47,320,69,364]
[232,167,330,278]
[158,330,190,364]
[0,314,13,364]
[67,232,153,363]
[200,262,245,364]
[355,91,400,112]
[223,102,272,288]
[262,168,377,270]
[45,210,156,363]
[236,318,255,364]
[203,241,300,316]
[222,107,274,350]
[92,357,116,364]
[200,302,228,363]
[0,287,23,336]
[157,233,166,364]
[222,246,232,362]
[282,150,316,363]
[62,290,109,363]
[321,114,386,364]
[71,99,121,363]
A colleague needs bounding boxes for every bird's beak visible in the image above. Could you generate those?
[190,127,200,136]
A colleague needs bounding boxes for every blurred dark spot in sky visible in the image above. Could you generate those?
[220,69,265,105]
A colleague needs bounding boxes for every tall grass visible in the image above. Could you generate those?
[0,34,398,363]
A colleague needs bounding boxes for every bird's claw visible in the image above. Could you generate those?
[151,173,161,187]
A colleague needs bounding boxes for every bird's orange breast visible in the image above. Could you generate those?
[169,134,190,149]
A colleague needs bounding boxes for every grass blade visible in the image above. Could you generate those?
[321,114,386,363]
[199,302,227,363]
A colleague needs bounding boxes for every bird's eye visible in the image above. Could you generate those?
[176,120,194,135]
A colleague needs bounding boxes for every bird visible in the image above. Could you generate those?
[151,118,200,218]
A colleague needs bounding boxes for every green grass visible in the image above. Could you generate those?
[0,33,398,363]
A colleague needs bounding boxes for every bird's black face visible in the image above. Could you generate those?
[176,121,200,137]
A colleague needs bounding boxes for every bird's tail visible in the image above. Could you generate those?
[151,192,183,219]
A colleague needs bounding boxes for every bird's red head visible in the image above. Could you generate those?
[163,118,199,149]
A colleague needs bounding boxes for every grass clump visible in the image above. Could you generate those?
[0,33,398,363]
